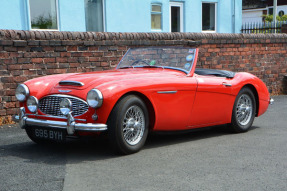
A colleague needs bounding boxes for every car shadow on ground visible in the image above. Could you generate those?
[145,125,259,149]
[0,125,260,164]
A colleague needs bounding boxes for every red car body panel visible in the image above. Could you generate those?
[21,48,270,133]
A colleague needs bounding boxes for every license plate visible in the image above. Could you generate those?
[34,128,66,141]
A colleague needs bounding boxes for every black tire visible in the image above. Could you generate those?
[108,95,149,155]
[230,87,256,133]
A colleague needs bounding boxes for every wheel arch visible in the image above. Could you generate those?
[241,84,259,117]
[107,91,156,131]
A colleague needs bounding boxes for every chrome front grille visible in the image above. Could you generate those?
[39,95,89,117]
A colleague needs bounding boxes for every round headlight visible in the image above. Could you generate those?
[27,96,38,113]
[60,98,72,116]
[87,89,103,108]
[15,84,29,102]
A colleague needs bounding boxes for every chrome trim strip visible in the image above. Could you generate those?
[59,81,84,87]
[222,82,232,87]
[25,118,107,132]
[44,94,87,102]
[13,107,107,134]
[26,114,87,122]
[157,91,177,94]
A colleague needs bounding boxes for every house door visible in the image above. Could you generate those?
[170,2,183,32]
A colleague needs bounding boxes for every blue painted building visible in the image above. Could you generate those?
[0,0,242,33]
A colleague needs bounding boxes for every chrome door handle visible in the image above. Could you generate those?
[222,82,232,87]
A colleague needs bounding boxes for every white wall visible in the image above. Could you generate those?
[242,10,264,24]
[276,5,287,16]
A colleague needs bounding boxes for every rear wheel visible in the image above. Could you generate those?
[108,95,149,155]
[230,87,256,133]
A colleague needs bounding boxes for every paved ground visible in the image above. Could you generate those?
[0,95,286,191]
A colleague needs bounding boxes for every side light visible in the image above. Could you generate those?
[27,96,38,113]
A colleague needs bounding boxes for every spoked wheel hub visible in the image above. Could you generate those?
[123,105,145,146]
[236,94,253,126]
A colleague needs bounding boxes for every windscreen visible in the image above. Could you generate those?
[117,47,196,73]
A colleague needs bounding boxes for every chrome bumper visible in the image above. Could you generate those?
[13,107,107,135]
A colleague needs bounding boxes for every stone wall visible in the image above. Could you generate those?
[0,30,287,124]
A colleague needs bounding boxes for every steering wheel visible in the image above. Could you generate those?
[131,59,150,66]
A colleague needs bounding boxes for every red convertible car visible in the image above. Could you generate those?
[13,47,273,154]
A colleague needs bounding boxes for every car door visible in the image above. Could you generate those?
[188,75,235,128]
[150,76,198,131]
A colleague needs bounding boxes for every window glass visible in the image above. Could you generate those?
[279,10,285,17]
[202,3,216,31]
[85,0,104,32]
[268,8,273,15]
[171,6,180,32]
[29,0,58,30]
[151,5,162,30]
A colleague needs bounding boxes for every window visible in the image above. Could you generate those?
[170,2,183,32]
[268,8,273,15]
[279,10,285,17]
[151,4,162,30]
[85,0,104,32]
[202,3,216,32]
[29,0,58,30]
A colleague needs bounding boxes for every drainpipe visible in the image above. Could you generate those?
[232,0,235,33]
[273,0,277,33]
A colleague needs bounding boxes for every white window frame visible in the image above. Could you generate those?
[85,0,106,32]
[151,4,163,32]
[169,2,184,32]
[27,0,60,31]
[103,0,106,32]
[202,2,217,33]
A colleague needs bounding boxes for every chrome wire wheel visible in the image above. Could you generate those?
[236,94,253,126]
[122,105,145,146]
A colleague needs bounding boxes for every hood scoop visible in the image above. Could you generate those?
[59,80,84,87]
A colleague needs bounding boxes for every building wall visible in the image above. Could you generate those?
[276,5,287,16]
[0,30,286,124]
[242,10,264,24]
[0,0,242,33]
[0,0,86,32]
[58,0,86,31]
[105,0,242,33]
[0,0,29,30]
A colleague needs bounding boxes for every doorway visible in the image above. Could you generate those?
[170,2,183,32]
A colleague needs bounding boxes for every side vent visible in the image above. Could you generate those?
[59,81,84,87]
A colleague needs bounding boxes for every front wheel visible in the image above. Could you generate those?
[230,87,256,133]
[108,95,149,155]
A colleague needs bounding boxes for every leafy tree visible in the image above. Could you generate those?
[262,14,287,22]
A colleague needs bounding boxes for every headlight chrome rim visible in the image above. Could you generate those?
[27,96,38,113]
[15,84,29,102]
[87,89,103,108]
[60,98,72,116]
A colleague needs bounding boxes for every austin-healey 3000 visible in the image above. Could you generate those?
[13,47,273,154]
